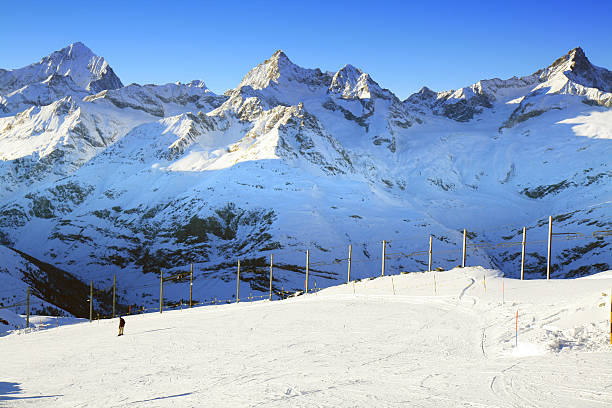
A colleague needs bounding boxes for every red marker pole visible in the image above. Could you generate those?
[515,309,518,347]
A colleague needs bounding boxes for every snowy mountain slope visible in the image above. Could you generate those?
[0,96,155,200]
[0,44,610,314]
[1,268,611,406]
[0,74,88,115]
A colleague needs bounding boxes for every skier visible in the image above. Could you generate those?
[118,316,125,336]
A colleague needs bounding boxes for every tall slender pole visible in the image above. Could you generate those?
[190,263,193,308]
[269,254,273,301]
[159,270,164,314]
[112,274,116,318]
[428,236,433,272]
[26,287,30,329]
[381,240,386,276]
[236,260,240,303]
[305,250,310,293]
[515,309,518,347]
[521,227,526,280]
[462,229,467,268]
[347,244,352,282]
[89,280,93,323]
[547,216,552,280]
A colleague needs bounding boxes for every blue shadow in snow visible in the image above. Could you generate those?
[0,381,62,401]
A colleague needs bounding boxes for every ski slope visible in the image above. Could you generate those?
[1,267,612,407]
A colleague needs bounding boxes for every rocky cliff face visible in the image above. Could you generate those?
[0,44,610,315]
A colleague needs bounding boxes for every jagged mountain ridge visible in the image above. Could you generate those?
[404,47,612,122]
[0,43,610,315]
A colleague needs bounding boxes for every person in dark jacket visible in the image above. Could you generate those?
[118,316,125,336]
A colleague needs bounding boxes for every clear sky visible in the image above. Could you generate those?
[1,0,611,99]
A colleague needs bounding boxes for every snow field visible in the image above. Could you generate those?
[1,266,612,407]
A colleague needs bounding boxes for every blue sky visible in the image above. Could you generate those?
[1,0,611,99]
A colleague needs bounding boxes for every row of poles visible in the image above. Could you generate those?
[80,216,597,324]
[232,216,558,305]
[86,264,196,321]
[19,216,612,348]
[20,216,561,325]
[23,216,612,348]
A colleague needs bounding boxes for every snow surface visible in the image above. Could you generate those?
[2,267,611,406]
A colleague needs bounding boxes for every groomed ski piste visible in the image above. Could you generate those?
[1,266,612,407]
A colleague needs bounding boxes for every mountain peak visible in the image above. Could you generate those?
[61,42,95,57]
[328,64,394,100]
[565,46,594,75]
[271,49,289,60]
[47,42,123,92]
[43,42,98,71]
[335,64,363,79]
[418,86,435,95]
[237,50,331,91]
[541,46,612,93]
[548,46,590,72]
[568,46,586,59]
[0,42,123,94]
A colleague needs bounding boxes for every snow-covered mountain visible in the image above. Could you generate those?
[0,42,122,96]
[0,43,610,316]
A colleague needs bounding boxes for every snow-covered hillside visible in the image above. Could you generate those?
[1,267,611,406]
[0,43,610,315]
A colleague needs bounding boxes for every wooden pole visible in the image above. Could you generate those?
[26,287,30,329]
[347,244,352,282]
[305,250,309,293]
[381,240,386,276]
[462,229,467,268]
[89,280,93,323]
[547,216,552,280]
[159,270,164,314]
[269,254,273,301]
[521,227,526,280]
[190,263,193,308]
[112,274,116,318]
[428,236,433,272]
[236,260,240,303]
